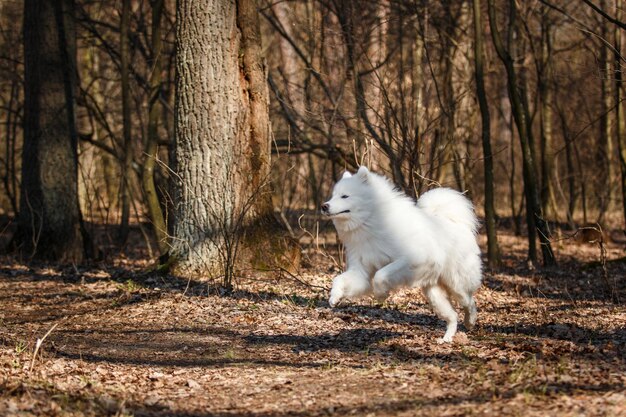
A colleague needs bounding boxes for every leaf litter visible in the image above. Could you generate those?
[0,230,624,416]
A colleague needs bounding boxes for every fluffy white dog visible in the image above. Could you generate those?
[322,167,482,343]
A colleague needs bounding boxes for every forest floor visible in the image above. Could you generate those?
[0,227,625,416]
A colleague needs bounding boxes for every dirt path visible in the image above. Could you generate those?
[0,233,625,416]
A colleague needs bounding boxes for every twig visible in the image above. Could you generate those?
[29,322,60,375]
[597,230,619,303]
[276,266,330,292]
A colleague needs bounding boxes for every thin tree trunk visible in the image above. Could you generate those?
[619,106,626,228]
[472,0,500,268]
[503,93,520,235]
[598,0,614,223]
[578,141,588,224]
[439,4,457,187]
[488,0,556,267]
[411,9,425,193]
[616,0,626,228]
[119,0,132,243]
[558,106,577,229]
[539,9,557,220]
[142,0,168,256]
[452,2,472,193]
[3,81,18,214]
[13,0,87,262]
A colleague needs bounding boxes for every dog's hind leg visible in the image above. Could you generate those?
[444,286,478,330]
[424,284,458,343]
[463,296,478,329]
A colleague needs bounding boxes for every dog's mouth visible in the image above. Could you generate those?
[325,209,351,217]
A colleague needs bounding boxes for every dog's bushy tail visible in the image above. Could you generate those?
[417,188,478,235]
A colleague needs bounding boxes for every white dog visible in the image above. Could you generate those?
[322,167,482,343]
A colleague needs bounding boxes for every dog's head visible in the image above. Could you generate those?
[321,166,372,229]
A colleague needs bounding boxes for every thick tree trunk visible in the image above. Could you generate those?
[472,0,500,268]
[14,0,87,262]
[169,0,238,278]
[169,0,297,282]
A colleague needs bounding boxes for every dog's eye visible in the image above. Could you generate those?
[341,195,349,199]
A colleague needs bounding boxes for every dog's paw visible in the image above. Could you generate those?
[463,317,476,330]
[437,335,454,344]
[328,292,343,308]
[373,291,389,303]
[463,303,478,330]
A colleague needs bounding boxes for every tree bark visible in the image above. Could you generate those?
[472,0,500,268]
[169,0,298,282]
[488,0,556,267]
[13,0,87,262]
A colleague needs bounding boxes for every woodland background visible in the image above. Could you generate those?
[0,1,625,416]
[1,0,626,264]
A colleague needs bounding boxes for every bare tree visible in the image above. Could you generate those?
[472,0,499,268]
[488,0,556,267]
[142,0,168,256]
[2,0,625,268]
[12,0,89,262]
[616,0,626,228]
[597,0,615,223]
[538,6,557,220]
[118,0,132,243]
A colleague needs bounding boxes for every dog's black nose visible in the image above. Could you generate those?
[321,203,329,213]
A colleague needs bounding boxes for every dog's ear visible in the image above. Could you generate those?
[356,166,369,182]
[341,171,352,179]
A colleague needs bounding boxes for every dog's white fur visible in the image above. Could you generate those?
[323,167,482,343]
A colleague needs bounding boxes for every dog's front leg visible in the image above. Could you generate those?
[372,258,413,300]
[328,269,371,307]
